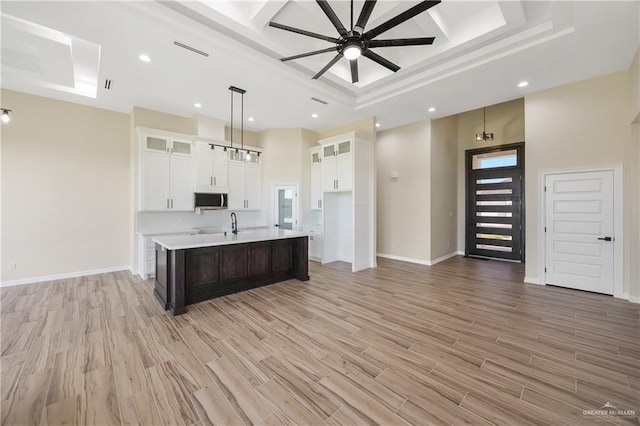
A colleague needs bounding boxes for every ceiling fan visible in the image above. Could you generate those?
[269,0,441,83]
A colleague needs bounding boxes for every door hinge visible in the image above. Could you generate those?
[544,186,547,192]
[544,226,547,232]
[544,267,547,273]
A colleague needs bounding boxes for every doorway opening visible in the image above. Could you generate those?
[273,184,298,230]
[465,142,525,262]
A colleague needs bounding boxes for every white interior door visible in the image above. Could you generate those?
[274,185,298,230]
[545,171,614,294]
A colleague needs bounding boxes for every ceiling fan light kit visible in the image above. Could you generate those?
[269,0,441,84]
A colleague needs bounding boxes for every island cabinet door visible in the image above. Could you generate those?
[185,247,219,304]
[248,241,272,276]
[219,244,249,284]
[272,240,294,273]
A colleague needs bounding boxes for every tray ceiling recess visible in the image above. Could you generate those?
[269,0,440,84]
[1,13,101,98]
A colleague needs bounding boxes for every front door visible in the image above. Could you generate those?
[544,171,615,294]
[466,143,524,261]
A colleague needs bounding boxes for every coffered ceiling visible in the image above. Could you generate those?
[1,1,638,132]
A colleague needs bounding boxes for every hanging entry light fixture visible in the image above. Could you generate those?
[228,86,259,161]
[475,107,494,142]
[1,108,11,124]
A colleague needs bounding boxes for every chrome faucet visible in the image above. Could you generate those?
[231,212,238,234]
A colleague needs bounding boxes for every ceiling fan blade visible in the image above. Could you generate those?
[362,49,400,72]
[350,59,359,83]
[312,53,343,79]
[363,0,440,40]
[269,21,339,43]
[281,47,338,62]
[368,37,435,47]
[354,0,377,35]
[316,0,349,38]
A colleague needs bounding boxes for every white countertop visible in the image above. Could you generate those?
[152,229,308,250]
[137,229,198,236]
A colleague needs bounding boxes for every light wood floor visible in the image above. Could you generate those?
[1,257,639,425]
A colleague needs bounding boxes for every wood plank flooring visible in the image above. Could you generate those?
[1,256,639,425]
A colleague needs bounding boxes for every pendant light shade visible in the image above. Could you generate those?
[1,109,11,124]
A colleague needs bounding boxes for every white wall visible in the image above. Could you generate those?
[1,90,130,283]
[376,120,431,262]
[524,71,634,295]
[258,128,307,229]
[430,116,458,260]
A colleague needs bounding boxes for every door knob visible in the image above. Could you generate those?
[597,236,613,241]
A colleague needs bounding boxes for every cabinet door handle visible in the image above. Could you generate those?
[170,199,174,209]
[210,176,212,185]
[214,176,216,186]
[166,199,169,209]
[319,200,322,208]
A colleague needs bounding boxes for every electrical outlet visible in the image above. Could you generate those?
[9,262,17,270]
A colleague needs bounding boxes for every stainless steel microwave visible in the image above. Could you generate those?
[194,193,227,210]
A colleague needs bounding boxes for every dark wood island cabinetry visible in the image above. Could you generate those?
[153,230,309,315]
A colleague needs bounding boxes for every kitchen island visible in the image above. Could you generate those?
[153,229,309,315]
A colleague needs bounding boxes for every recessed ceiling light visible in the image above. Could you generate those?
[518,81,529,88]
[312,113,318,118]
[139,54,151,62]
[194,103,202,108]
[428,107,436,112]
[248,117,255,122]
[375,123,380,128]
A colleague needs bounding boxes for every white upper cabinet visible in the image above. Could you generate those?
[227,149,262,211]
[138,129,194,212]
[194,140,229,193]
[310,147,322,210]
[320,139,352,192]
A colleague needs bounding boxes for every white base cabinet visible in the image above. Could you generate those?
[137,231,197,278]
[303,226,323,261]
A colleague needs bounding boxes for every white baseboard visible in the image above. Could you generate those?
[0,265,131,288]
[377,253,431,266]
[524,276,543,285]
[430,251,459,266]
[457,251,465,256]
[628,295,640,304]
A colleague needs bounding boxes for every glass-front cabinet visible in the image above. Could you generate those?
[320,139,352,192]
[139,131,194,212]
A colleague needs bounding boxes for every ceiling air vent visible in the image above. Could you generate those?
[311,97,328,105]
[104,79,112,90]
[173,41,209,57]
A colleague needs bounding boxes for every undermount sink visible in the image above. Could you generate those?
[197,228,250,235]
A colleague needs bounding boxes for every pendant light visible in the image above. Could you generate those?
[1,109,11,124]
[229,86,259,161]
[475,107,494,142]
